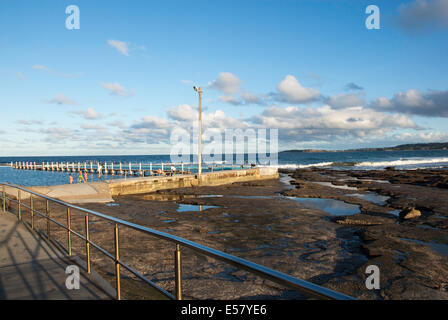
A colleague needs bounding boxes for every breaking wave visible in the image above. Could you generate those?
[271,157,448,170]
[355,157,448,168]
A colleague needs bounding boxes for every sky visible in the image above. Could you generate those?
[0,0,447,156]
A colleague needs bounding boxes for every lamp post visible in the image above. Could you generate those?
[193,86,203,178]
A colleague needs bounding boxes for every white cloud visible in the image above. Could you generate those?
[370,88,448,117]
[208,72,242,95]
[17,120,43,125]
[345,82,364,91]
[275,75,320,103]
[81,124,107,132]
[100,82,135,97]
[32,64,81,78]
[132,116,173,129]
[107,40,130,56]
[32,64,49,71]
[398,0,448,31]
[43,93,78,106]
[219,95,241,105]
[250,104,418,142]
[393,131,448,142]
[40,127,77,142]
[241,91,265,105]
[34,97,432,153]
[167,104,197,122]
[71,107,104,120]
[326,93,365,109]
[132,102,418,147]
[106,120,127,129]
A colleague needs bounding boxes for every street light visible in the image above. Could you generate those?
[193,86,203,178]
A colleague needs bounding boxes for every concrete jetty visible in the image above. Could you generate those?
[9,161,211,177]
[0,211,115,299]
[25,167,279,203]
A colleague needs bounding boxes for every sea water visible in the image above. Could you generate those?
[1,149,448,186]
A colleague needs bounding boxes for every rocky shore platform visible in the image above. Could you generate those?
[280,167,448,299]
[23,167,448,299]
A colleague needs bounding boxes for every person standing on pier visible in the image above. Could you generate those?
[78,170,85,183]
[69,174,73,184]
[97,164,102,180]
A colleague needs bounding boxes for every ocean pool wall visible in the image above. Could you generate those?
[21,168,279,203]
[108,167,279,196]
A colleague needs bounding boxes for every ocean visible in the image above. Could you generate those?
[1,149,448,187]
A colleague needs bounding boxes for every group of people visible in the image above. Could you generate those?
[68,170,89,184]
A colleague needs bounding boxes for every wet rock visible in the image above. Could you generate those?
[399,207,421,220]
[336,218,382,226]
[334,214,385,226]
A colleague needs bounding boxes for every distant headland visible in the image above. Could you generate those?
[280,142,448,153]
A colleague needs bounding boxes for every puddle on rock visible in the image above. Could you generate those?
[389,209,401,217]
[279,174,296,190]
[286,197,361,216]
[348,192,390,206]
[106,203,120,207]
[177,204,220,212]
[399,237,448,256]
[359,179,391,184]
[230,195,273,200]
[418,224,439,231]
[312,181,358,191]
[141,194,223,201]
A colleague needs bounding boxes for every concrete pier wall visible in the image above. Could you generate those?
[18,168,278,203]
[108,167,279,196]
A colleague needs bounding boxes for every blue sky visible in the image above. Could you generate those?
[0,0,447,156]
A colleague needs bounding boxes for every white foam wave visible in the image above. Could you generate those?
[356,157,448,168]
[269,162,334,169]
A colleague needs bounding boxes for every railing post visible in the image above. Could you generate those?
[2,185,5,213]
[174,244,182,300]
[114,224,121,300]
[67,207,72,256]
[30,194,34,229]
[85,215,91,274]
[46,200,50,239]
[18,190,21,220]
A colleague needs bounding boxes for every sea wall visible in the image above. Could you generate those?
[108,167,279,196]
[15,168,278,203]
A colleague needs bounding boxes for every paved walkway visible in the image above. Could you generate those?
[0,212,115,299]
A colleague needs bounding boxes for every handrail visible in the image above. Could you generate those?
[0,182,355,300]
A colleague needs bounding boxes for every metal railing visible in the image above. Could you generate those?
[0,183,355,300]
